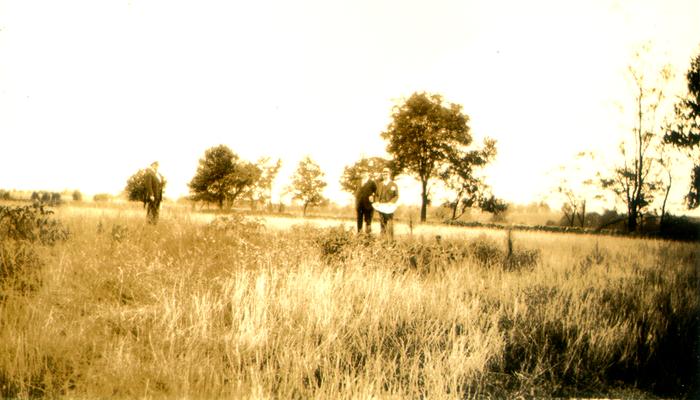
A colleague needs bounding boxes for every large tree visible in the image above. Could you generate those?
[381,92,472,222]
[339,156,389,195]
[601,54,672,232]
[664,48,700,209]
[290,156,327,216]
[188,145,260,209]
[438,138,497,220]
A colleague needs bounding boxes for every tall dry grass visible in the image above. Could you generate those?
[0,205,697,399]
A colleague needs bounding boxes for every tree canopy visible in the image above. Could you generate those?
[381,92,473,222]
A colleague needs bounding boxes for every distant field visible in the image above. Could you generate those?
[55,202,564,242]
[1,203,698,399]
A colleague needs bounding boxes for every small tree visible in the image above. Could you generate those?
[339,157,389,195]
[290,156,327,216]
[72,190,83,202]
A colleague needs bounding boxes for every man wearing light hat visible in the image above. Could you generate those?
[373,167,399,239]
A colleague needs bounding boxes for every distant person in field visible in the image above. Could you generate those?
[374,167,399,239]
[144,161,164,224]
[355,171,377,234]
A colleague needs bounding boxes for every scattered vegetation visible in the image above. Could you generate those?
[0,205,696,399]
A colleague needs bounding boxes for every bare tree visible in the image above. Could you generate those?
[601,48,673,232]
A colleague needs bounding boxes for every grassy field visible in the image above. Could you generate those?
[1,203,698,399]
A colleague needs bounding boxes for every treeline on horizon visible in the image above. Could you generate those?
[3,45,699,240]
[1,186,698,242]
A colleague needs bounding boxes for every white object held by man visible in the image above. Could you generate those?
[372,202,398,214]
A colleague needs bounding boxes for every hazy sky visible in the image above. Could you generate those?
[1,0,699,213]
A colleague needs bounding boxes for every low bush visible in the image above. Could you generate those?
[0,204,68,300]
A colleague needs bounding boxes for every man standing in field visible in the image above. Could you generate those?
[355,171,377,234]
[144,161,164,224]
[374,167,399,239]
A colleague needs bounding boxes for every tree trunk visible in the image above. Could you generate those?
[631,87,644,233]
[660,172,672,232]
[420,179,429,222]
[578,200,586,228]
[303,202,308,217]
[627,206,637,232]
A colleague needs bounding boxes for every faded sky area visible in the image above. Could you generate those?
[1,0,699,214]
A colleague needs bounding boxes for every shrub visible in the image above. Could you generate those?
[659,215,700,241]
[312,225,356,262]
[468,235,504,268]
[0,204,69,245]
[0,204,68,300]
[503,230,540,271]
[93,193,112,202]
[463,233,540,271]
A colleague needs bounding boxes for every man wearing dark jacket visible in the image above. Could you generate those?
[355,172,377,234]
[144,161,164,224]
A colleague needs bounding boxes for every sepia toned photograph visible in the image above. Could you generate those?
[0,0,698,398]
